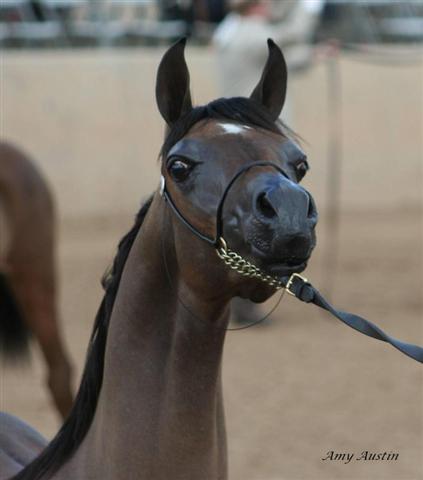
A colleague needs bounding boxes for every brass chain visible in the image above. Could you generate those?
[216,238,283,289]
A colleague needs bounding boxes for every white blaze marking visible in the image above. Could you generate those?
[218,123,251,135]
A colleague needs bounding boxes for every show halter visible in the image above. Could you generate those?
[160,162,423,364]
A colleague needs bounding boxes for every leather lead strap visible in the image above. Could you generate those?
[282,274,423,364]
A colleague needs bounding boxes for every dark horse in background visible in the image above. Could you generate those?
[0,142,73,420]
[0,39,317,479]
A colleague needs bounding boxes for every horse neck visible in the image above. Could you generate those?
[64,195,229,480]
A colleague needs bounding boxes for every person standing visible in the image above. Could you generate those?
[213,0,324,124]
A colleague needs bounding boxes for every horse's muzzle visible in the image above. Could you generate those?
[245,173,318,265]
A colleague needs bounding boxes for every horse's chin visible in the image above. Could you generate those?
[235,282,278,303]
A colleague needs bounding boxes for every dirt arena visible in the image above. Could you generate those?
[1,46,422,479]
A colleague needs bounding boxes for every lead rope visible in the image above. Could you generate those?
[160,214,286,331]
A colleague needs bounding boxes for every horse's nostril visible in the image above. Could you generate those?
[306,193,316,219]
[256,192,277,219]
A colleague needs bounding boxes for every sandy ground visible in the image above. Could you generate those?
[1,47,422,479]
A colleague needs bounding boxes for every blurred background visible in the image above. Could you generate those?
[1,1,422,479]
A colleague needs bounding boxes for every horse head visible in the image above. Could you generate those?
[155,38,317,304]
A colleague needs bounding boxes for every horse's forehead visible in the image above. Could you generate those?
[182,119,304,161]
[183,120,284,152]
[167,120,302,165]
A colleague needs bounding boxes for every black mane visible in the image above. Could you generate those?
[13,96,284,480]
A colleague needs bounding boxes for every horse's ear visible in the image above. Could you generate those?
[156,38,193,126]
[250,39,287,121]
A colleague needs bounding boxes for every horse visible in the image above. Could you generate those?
[0,38,317,480]
[0,142,74,420]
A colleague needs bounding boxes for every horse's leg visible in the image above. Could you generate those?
[7,209,74,420]
[9,265,74,419]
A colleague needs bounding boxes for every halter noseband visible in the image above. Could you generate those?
[160,161,293,289]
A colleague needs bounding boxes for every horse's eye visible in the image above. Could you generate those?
[168,159,193,182]
[295,159,309,181]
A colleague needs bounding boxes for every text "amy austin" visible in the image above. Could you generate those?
[322,451,399,464]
